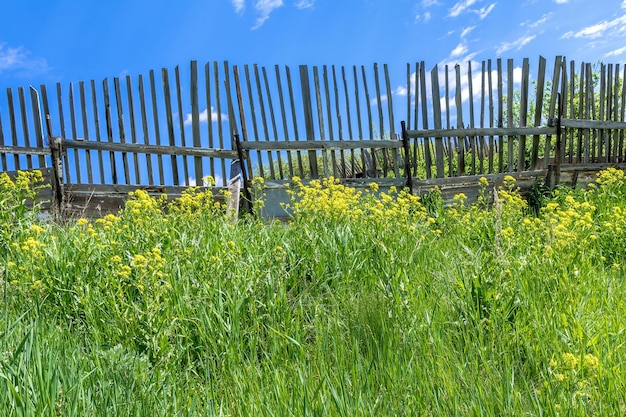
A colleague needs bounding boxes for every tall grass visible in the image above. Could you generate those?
[1,170,625,416]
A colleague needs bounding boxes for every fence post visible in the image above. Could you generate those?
[401,121,413,191]
[299,66,319,178]
[46,115,65,221]
[555,92,563,186]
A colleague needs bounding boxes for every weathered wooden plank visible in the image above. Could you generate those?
[322,66,337,177]
[241,139,403,151]
[478,61,486,174]
[506,60,514,172]
[545,56,562,167]
[488,59,495,173]
[406,126,557,138]
[213,62,227,182]
[561,119,626,129]
[342,66,356,177]
[161,68,179,185]
[204,63,216,180]
[126,76,141,184]
[617,65,626,162]
[174,66,190,184]
[6,89,20,170]
[430,65,444,178]
[445,64,453,175]
[68,83,81,181]
[373,63,387,176]
[421,65,432,178]
[56,83,70,180]
[258,65,277,178]
[78,82,93,183]
[149,70,165,184]
[497,59,504,172]
[531,56,546,169]
[455,64,465,176]
[90,79,106,183]
[300,65,319,178]
[286,66,304,176]
[312,66,328,177]
[0,108,6,170]
[244,65,263,177]
[233,65,255,177]
[114,77,130,184]
[353,66,365,174]
[274,65,294,177]
[103,78,118,184]
[63,139,238,158]
[467,61,476,174]
[385,64,400,177]
[517,58,529,172]
[190,61,203,184]
[29,87,47,168]
[18,87,34,169]
[0,146,51,155]
[137,74,154,185]
[332,66,347,176]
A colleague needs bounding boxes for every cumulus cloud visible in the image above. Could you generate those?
[561,14,626,39]
[0,42,48,76]
[496,34,536,55]
[183,106,228,126]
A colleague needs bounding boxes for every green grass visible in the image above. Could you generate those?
[1,170,626,416]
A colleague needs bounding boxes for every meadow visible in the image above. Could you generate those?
[0,168,625,416]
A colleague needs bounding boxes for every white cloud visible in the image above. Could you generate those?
[554,0,569,3]
[395,85,408,97]
[0,42,48,75]
[523,12,552,28]
[450,43,468,58]
[476,3,496,19]
[295,0,314,9]
[422,0,440,6]
[253,0,284,29]
[370,95,388,107]
[449,0,478,17]
[562,14,626,39]
[460,26,475,38]
[416,11,432,22]
[496,34,536,55]
[623,0,626,9]
[231,0,245,13]
[605,46,626,58]
[183,106,228,126]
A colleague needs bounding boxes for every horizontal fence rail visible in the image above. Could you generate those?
[2,56,626,218]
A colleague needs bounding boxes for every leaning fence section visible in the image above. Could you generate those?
[2,56,626,218]
[402,56,626,180]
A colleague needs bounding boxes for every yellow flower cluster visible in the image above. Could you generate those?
[546,351,601,400]
[286,176,426,224]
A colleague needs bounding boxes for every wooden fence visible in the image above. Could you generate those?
[1,56,626,218]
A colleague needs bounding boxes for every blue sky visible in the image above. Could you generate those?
[1,0,626,89]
